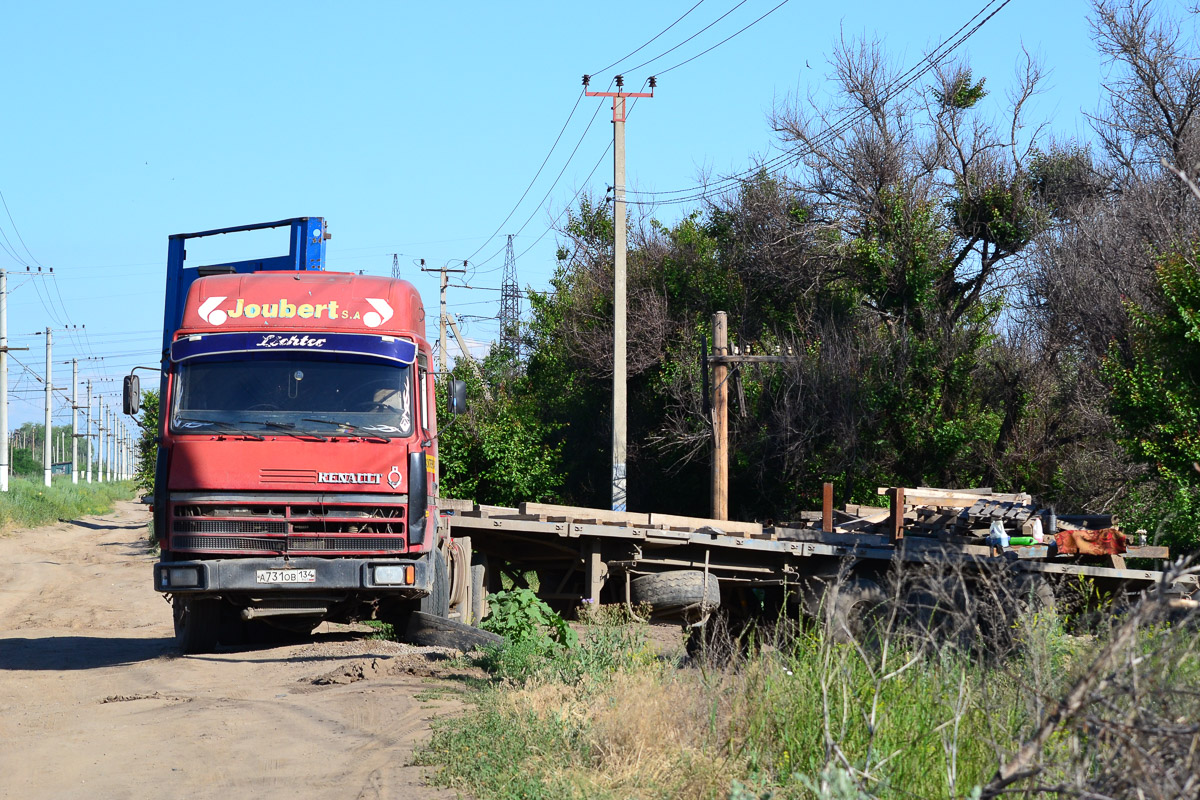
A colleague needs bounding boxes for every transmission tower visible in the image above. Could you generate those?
[499,235,520,357]
[391,253,400,279]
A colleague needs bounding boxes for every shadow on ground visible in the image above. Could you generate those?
[0,636,170,670]
[66,520,146,532]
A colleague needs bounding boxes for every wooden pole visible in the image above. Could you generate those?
[822,482,834,533]
[889,487,905,543]
[711,311,728,521]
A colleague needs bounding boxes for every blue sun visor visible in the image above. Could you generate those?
[171,331,418,365]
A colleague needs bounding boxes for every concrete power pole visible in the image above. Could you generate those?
[98,404,105,483]
[85,381,92,483]
[584,73,655,512]
[421,260,466,374]
[0,270,6,492]
[42,328,51,487]
[71,360,78,483]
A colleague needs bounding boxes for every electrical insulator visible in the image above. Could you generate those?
[615,74,624,89]
[649,76,657,89]
[582,74,590,87]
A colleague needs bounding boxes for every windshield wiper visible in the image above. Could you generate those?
[173,416,265,441]
[239,419,328,442]
[301,417,389,443]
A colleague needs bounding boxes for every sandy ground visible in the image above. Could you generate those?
[0,500,473,800]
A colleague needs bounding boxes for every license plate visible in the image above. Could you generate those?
[256,569,317,584]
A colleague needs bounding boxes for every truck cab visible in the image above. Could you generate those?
[129,218,463,652]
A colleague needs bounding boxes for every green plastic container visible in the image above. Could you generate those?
[1008,536,1036,546]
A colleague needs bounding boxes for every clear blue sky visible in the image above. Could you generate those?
[0,0,1158,426]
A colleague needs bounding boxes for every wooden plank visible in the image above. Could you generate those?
[877,487,988,508]
[646,512,762,537]
[518,502,651,527]
[1125,545,1169,559]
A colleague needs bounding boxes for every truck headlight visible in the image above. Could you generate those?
[374,565,414,585]
[166,567,201,588]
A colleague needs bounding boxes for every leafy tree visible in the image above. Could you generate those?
[1103,246,1200,550]
[437,349,564,507]
[135,390,159,493]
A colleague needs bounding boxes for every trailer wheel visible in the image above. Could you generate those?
[630,570,720,624]
[420,548,450,618]
[173,597,221,654]
[826,577,889,645]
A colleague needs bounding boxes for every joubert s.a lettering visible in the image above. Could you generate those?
[198,297,394,328]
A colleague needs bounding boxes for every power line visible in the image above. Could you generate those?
[461,1,735,272]
[0,187,42,267]
[587,0,709,78]
[655,0,791,77]
[621,0,751,75]
[625,0,1013,208]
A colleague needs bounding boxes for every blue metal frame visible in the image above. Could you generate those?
[160,217,327,357]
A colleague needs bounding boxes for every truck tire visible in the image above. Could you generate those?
[405,611,504,651]
[826,576,888,645]
[630,570,720,623]
[419,548,450,618]
[174,597,221,654]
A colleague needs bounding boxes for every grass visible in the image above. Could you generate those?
[0,476,137,532]
[415,584,1200,800]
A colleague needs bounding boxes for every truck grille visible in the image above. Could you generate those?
[169,497,406,554]
[172,535,405,552]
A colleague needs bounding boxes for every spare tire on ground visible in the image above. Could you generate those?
[630,570,720,624]
[403,611,503,651]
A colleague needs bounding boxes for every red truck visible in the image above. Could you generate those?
[125,218,466,652]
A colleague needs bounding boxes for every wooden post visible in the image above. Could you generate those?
[711,311,728,521]
[889,487,905,543]
[822,482,834,533]
[587,540,607,604]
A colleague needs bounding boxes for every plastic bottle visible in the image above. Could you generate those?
[988,519,1009,550]
[1029,517,1044,543]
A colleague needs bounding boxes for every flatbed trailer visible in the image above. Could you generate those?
[440,493,1197,631]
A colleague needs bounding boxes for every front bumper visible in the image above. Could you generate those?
[153,556,432,595]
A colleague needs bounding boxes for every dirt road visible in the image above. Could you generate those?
[0,500,468,800]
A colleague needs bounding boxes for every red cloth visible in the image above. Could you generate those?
[1055,528,1127,556]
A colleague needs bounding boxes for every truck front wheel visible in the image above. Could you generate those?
[173,597,221,654]
[419,548,450,618]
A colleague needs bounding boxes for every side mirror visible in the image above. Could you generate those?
[123,374,141,415]
[448,380,467,415]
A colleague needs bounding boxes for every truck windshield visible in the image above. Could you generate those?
[171,356,413,438]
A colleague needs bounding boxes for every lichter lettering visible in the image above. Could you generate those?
[255,334,328,348]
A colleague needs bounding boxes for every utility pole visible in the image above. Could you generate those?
[42,328,51,487]
[704,312,801,520]
[71,360,78,483]
[446,312,493,402]
[421,260,466,374]
[0,271,27,492]
[98,403,105,483]
[710,312,729,521]
[584,73,656,512]
[85,381,92,483]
